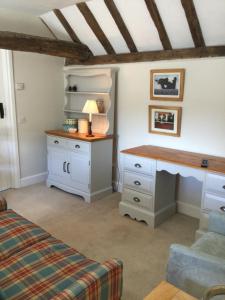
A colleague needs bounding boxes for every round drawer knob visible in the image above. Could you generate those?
[223,185,225,189]
[220,206,225,212]
[134,163,142,168]
[54,140,59,144]
[133,197,140,203]
[75,145,80,149]
[134,180,141,186]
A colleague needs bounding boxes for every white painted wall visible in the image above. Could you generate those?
[109,57,225,213]
[13,52,64,185]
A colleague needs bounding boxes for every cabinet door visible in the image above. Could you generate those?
[69,152,90,192]
[48,148,69,183]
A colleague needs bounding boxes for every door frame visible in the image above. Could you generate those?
[1,50,20,188]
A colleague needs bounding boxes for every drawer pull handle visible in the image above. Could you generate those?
[223,185,225,189]
[54,140,59,144]
[67,163,70,174]
[220,206,225,212]
[133,197,140,203]
[63,161,66,173]
[134,180,141,186]
[134,163,142,168]
[75,145,80,149]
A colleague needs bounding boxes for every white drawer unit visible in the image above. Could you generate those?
[124,154,156,175]
[119,153,176,228]
[123,171,154,194]
[122,188,153,210]
[203,193,225,212]
[47,134,113,203]
[205,173,225,196]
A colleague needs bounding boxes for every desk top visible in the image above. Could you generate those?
[144,281,196,300]
[121,145,225,174]
[45,130,113,142]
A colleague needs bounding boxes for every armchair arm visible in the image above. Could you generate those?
[0,195,7,212]
[208,211,225,235]
[166,244,225,298]
[51,259,123,300]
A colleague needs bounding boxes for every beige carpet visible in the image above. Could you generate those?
[2,183,198,300]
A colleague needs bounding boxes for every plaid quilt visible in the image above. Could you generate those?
[0,210,50,261]
[0,237,100,300]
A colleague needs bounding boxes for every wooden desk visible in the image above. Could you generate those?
[144,281,196,300]
[120,145,225,230]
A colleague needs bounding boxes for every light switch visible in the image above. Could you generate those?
[16,83,25,90]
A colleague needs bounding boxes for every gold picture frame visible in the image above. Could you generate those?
[150,68,185,101]
[149,105,182,137]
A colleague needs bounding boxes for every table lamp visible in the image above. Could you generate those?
[82,100,99,137]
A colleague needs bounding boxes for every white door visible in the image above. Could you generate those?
[48,148,70,184]
[0,50,11,191]
[70,152,90,192]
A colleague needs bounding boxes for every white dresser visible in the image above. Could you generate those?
[46,132,113,203]
[120,153,176,228]
[119,145,225,231]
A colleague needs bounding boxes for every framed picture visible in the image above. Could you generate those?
[149,105,182,137]
[150,69,185,101]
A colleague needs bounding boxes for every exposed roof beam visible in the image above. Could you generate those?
[40,18,58,40]
[144,0,172,50]
[0,31,92,60]
[181,0,205,48]
[66,46,225,65]
[53,8,81,43]
[76,2,115,55]
[104,0,137,53]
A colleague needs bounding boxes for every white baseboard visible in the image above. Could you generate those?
[177,201,200,219]
[20,172,47,188]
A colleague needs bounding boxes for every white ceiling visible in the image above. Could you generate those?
[40,0,225,56]
[0,0,88,15]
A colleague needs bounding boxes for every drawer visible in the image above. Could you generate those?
[47,136,67,148]
[124,154,156,175]
[205,173,225,195]
[122,188,153,210]
[123,171,154,194]
[67,139,90,154]
[203,192,225,212]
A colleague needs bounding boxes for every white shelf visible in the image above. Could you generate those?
[64,109,107,116]
[65,91,109,96]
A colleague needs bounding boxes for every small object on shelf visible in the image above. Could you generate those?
[68,128,77,133]
[63,118,78,132]
[96,100,105,113]
[78,118,88,134]
[68,86,72,91]
[201,159,208,168]
[82,100,99,137]
[72,85,77,92]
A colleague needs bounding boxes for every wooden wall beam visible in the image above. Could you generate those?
[76,2,115,55]
[144,0,172,50]
[181,0,205,47]
[66,46,225,65]
[0,31,92,60]
[53,9,81,43]
[104,0,137,53]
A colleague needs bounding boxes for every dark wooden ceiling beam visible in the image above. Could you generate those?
[53,9,81,43]
[144,0,172,50]
[181,0,205,48]
[65,46,225,65]
[104,0,137,53]
[76,2,115,55]
[0,31,92,61]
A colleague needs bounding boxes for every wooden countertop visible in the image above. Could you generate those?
[45,130,113,142]
[144,281,196,300]
[121,145,225,174]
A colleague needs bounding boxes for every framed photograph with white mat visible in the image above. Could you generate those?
[149,105,182,137]
[150,69,185,101]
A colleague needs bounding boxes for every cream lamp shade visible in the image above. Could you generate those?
[82,100,99,122]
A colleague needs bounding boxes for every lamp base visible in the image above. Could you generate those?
[86,121,94,137]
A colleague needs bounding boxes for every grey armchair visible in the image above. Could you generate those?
[166,211,225,299]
